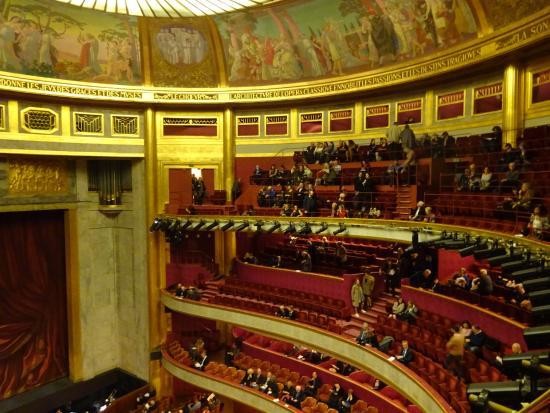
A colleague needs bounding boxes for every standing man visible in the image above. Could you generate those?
[361,271,375,312]
[399,123,416,151]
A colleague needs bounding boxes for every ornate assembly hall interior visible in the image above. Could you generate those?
[2,0,550,412]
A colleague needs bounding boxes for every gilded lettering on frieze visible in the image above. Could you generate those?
[154,92,218,101]
[8,159,68,194]
[496,18,550,50]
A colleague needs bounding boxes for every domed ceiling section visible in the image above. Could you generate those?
[0,0,548,88]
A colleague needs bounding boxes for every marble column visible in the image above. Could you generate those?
[502,63,525,146]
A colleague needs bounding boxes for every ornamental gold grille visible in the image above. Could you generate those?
[163,117,217,126]
[74,113,103,134]
[112,115,139,136]
[22,109,57,132]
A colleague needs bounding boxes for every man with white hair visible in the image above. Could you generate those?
[410,201,426,221]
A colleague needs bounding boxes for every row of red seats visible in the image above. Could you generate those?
[436,284,532,325]
[210,294,343,334]
[222,278,349,318]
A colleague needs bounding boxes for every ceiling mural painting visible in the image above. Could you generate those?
[214,0,479,85]
[0,0,141,84]
[147,17,219,87]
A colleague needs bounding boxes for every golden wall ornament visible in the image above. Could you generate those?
[0,105,5,130]
[8,158,69,194]
[111,114,140,136]
[20,107,59,134]
[73,112,104,135]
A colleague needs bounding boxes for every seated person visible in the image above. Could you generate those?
[395,340,414,365]
[280,380,296,403]
[471,269,493,295]
[388,297,405,319]
[459,321,472,338]
[330,361,355,376]
[456,168,472,192]
[452,267,472,290]
[305,371,322,396]
[423,206,436,223]
[259,372,275,394]
[175,283,186,298]
[241,368,256,387]
[340,388,357,413]
[286,305,297,320]
[275,305,289,318]
[328,383,344,409]
[252,368,265,388]
[499,162,520,192]
[193,349,209,371]
[410,269,436,289]
[356,323,379,348]
[290,205,304,217]
[184,394,202,413]
[480,166,494,192]
[510,182,534,211]
[280,203,292,217]
[409,201,426,221]
[289,385,305,408]
[398,301,418,323]
[465,325,486,354]
[526,205,549,239]
[242,252,258,264]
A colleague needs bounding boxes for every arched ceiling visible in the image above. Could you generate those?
[53,0,280,17]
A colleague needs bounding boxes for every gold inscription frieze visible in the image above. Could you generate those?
[496,18,550,51]
[7,158,69,194]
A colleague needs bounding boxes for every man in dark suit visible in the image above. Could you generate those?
[328,383,344,409]
[465,325,487,354]
[340,388,357,413]
[356,322,370,346]
[290,385,305,408]
[193,349,209,371]
[409,201,426,221]
[396,340,414,365]
[241,368,255,387]
[306,371,321,396]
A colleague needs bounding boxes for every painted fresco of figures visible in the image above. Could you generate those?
[156,26,208,66]
[1,0,141,83]
[216,0,479,85]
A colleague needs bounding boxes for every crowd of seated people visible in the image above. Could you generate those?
[446,266,534,313]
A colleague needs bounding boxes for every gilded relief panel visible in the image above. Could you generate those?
[7,158,68,194]
[0,157,76,205]
[0,0,141,84]
[215,0,479,86]
[147,17,219,87]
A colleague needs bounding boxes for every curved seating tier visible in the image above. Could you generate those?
[161,291,453,413]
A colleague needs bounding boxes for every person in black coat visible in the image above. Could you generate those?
[328,383,344,409]
[306,371,321,396]
[339,388,358,413]
[396,340,414,365]
[302,190,318,215]
[465,325,487,354]
[241,368,255,387]
[289,385,305,408]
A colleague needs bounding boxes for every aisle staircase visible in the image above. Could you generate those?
[393,185,417,220]
[341,290,399,340]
